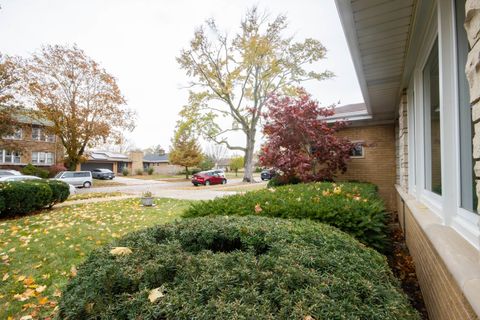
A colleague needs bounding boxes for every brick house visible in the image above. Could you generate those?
[335,0,480,318]
[0,114,64,169]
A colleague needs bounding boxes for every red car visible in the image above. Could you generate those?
[192,170,227,186]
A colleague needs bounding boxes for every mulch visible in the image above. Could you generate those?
[386,214,429,319]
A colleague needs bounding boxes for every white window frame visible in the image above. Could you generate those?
[408,0,479,249]
[0,149,21,164]
[3,128,22,140]
[407,79,416,195]
[349,141,365,159]
[31,151,55,165]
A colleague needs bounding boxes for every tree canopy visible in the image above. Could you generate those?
[169,119,203,179]
[0,53,22,148]
[178,6,333,182]
[19,44,135,169]
[260,89,353,182]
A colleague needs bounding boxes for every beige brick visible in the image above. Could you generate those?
[466,41,480,104]
[474,123,480,159]
[466,0,480,48]
[473,101,480,122]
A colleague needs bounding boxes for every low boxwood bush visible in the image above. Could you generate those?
[21,163,49,178]
[0,180,69,217]
[184,182,387,251]
[58,216,419,319]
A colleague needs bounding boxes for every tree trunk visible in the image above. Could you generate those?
[185,166,189,179]
[243,134,255,182]
[66,157,78,171]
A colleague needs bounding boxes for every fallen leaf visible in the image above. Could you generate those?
[2,273,9,281]
[38,296,49,305]
[36,285,47,293]
[148,287,165,303]
[70,266,77,277]
[110,247,132,256]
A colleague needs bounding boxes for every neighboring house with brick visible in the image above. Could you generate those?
[0,114,64,169]
[79,151,182,175]
[335,0,480,318]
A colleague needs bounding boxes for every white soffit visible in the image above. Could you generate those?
[335,0,416,120]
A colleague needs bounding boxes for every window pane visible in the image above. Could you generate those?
[5,151,12,163]
[13,152,20,164]
[31,152,38,164]
[423,39,441,195]
[32,127,40,140]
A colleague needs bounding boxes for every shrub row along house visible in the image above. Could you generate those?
[335,0,480,318]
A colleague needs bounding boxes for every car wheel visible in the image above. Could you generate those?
[83,181,92,188]
[205,180,210,186]
[222,179,227,184]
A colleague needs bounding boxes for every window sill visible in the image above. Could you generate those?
[396,185,480,317]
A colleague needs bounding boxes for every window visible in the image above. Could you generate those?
[423,39,441,195]
[31,152,54,165]
[456,0,477,213]
[3,128,22,140]
[0,150,21,164]
[31,127,55,142]
[350,143,364,158]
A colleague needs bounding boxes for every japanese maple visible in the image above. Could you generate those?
[260,90,353,182]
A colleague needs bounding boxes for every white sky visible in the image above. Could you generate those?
[0,0,363,152]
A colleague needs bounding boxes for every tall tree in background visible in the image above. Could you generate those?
[20,45,135,170]
[0,53,21,146]
[144,144,166,156]
[178,7,333,182]
[169,120,203,179]
[260,89,353,182]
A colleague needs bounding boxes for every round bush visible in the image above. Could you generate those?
[59,216,419,319]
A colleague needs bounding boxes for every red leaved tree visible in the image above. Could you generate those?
[260,90,353,182]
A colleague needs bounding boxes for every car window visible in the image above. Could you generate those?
[62,172,74,178]
[74,172,90,178]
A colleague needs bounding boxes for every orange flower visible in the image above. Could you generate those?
[254,204,262,214]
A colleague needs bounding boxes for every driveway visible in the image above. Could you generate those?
[75,175,262,201]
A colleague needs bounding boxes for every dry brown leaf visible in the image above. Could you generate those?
[148,287,165,303]
[110,247,132,256]
[70,266,78,277]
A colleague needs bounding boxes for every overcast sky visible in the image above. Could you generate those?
[0,0,363,152]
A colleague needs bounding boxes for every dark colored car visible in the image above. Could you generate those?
[261,169,276,181]
[192,170,227,186]
[91,168,115,180]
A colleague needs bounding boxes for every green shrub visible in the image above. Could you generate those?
[146,167,154,175]
[58,216,418,319]
[0,180,69,216]
[184,182,387,251]
[266,175,301,187]
[43,180,70,207]
[122,168,129,176]
[21,163,49,178]
[135,168,144,176]
[0,181,52,216]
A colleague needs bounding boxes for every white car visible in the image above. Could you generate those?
[0,169,22,177]
[53,171,93,188]
[0,175,42,182]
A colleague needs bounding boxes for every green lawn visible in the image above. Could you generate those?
[66,191,125,201]
[0,198,190,319]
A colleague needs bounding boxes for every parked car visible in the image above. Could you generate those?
[0,175,42,182]
[261,169,276,181]
[91,168,115,180]
[53,171,93,188]
[0,169,21,177]
[211,169,225,177]
[192,170,227,186]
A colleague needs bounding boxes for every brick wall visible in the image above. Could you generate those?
[398,92,409,191]
[336,124,397,211]
[396,193,478,320]
[0,125,63,166]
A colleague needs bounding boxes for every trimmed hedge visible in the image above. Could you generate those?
[58,216,419,319]
[0,180,70,217]
[184,182,388,251]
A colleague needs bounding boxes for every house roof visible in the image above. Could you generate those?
[334,0,416,121]
[143,153,169,163]
[88,151,130,161]
[8,109,54,126]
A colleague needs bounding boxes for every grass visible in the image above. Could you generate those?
[0,198,190,319]
[91,179,126,188]
[66,192,125,201]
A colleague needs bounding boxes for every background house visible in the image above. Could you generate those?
[0,114,63,169]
